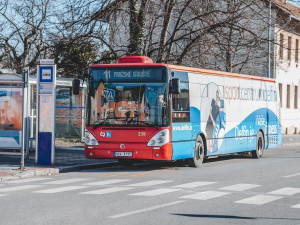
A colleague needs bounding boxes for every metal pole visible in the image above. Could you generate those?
[20,67,29,170]
[268,0,272,78]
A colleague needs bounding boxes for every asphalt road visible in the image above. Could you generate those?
[0,145,299,225]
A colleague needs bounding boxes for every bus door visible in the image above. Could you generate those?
[171,71,196,160]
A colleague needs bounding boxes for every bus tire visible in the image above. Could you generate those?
[188,135,205,168]
[118,159,134,166]
[252,131,264,159]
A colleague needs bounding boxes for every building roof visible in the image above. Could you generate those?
[272,0,300,20]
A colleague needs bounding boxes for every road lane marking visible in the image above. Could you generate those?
[85,179,130,186]
[109,201,185,219]
[235,195,283,205]
[42,178,89,185]
[0,185,42,193]
[180,191,230,200]
[291,204,300,209]
[219,183,261,192]
[172,181,216,188]
[284,173,300,178]
[130,188,181,196]
[127,180,172,187]
[81,187,134,195]
[34,186,88,193]
[268,187,300,196]
[5,177,52,184]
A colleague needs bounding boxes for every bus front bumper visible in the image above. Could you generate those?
[85,142,172,160]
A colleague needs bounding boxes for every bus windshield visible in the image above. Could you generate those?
[87,67,170,128]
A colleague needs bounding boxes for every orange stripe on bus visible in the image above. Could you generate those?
[168,65,275,83]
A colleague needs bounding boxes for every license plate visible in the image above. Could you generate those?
[114,152,133,157]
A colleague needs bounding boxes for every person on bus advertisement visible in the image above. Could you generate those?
[212,107,226,152]
[205,89,226,152]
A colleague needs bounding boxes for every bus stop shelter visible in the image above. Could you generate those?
[0,72,86,157]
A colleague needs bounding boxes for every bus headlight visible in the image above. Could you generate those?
[85,129,99,146]
[147,129,170,147]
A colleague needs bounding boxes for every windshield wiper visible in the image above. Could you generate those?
[130,120,160,130]
[93,120,108,129]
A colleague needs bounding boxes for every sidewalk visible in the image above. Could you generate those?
[1,134,300,182]
[0,147,118,182]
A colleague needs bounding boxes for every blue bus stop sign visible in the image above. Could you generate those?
[36,60,56,165]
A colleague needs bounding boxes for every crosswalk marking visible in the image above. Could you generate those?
[0,194,5,197]
[109,201,185,219]
[0,185,42,193]
[172,181,216,189]
[180,191,230,200]
[291,204,300,209]
[34,186,88,193]
[235,195,283,205]
[85,179,130,186]
[127,180,172,187]
[42,178,89,185]
[5,177,52,184]
[284,173,300,178]
[219,183,261,192]
[268,187,300,196]
[81,187,134,195]
[130,188,181,196]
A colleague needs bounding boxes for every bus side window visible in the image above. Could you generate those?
[172,82,190,123]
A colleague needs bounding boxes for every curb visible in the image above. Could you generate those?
[55,147,84,151]
[0,161,119,182]
[57,161,119,173]
[0,168,59,182]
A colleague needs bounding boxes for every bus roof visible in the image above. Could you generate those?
[90,56,275,83]
[168,64,275,83]
[90,63,167,68]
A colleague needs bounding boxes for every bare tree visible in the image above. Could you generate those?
[48,0,99,77]
[0,0,51,73]
[91,0,300,78]
[2,0,298,77]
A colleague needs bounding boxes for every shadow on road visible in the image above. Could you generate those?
[172,213,300,221]
[80,153,255,173]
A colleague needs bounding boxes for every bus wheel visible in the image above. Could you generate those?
[252,131,264,159]
[188,135,205,168]
[118,159,134,166]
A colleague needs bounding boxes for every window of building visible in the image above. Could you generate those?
[288,36,292,60]
[279,83,282,108]
[172,82,190,123]
[296,39,299,62]
[287,84,290,108]
[295,86,298,109]
[279,33,284,59]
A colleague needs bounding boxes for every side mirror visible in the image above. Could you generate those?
[171,78,181,94]
[72,78,80,95]
[89,77,95,97]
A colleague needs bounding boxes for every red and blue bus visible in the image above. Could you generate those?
[79,56,281,167]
